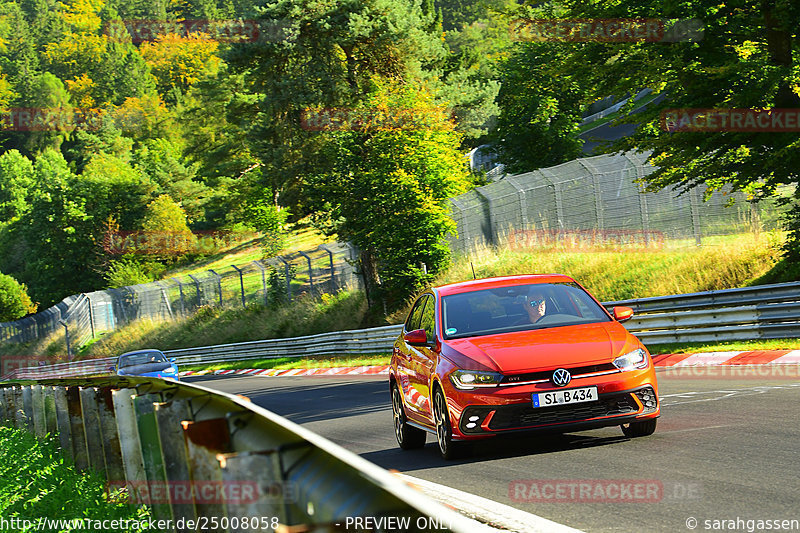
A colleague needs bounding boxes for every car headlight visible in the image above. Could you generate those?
[450,370,504,390]
[162,367,176,374]
[612,348,648,371]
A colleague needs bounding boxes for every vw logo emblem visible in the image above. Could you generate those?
[552,368,571,387]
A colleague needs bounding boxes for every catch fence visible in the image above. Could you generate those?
[0,243,361,356]
[448,151,788,254]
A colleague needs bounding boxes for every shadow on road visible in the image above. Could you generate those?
[362,432,630,472]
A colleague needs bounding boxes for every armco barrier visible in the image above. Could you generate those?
[0,376,488,533]
[4,281,800,380]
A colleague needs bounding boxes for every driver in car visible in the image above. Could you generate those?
[524,290,547,324]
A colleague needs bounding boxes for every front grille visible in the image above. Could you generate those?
[460,391,639,433]
[501,363,618,385]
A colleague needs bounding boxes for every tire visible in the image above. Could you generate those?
[621,418,657,438]
[433,388,468,460]
[392,384,426,450]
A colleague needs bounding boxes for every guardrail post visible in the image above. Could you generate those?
[97,387,125,483]
[182,418,231,523]
[111,388,148,488]
[54,387,73,459]
[13,387,24,429]
[66,386,89,470]
[154,399,197,522]
[217,450,288,524]
[43,386,57,436]
[21,385,33,432]
[134,394,174,525]
[231,265,246,307]
[31,385,46,437]
[80,387,107,477]
[0,387,11,422]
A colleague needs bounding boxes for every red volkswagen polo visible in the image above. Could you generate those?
[390,274,659,459]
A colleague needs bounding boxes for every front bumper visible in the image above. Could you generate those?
[456,385,659,437]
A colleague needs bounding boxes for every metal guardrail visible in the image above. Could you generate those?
[608,281,800,344]
[4,282,800,380]
[0,376,486,533]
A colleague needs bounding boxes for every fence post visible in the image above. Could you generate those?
[319,244,337,292]
[298,250,315,295]
[86,294,96,339]
[188,274,202,308]
[60,320,72,361]
[208,269,224,307]
[231,265,246,307]
[689,187,703,246]
[172,278,186,316]
[153,281,174,320]
[252,261,269,306]
[277,256,292,302]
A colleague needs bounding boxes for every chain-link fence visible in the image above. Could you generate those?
[0,243,361,356]
[449,151,788,254]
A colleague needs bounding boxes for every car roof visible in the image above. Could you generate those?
[119,349,165,357]
[435,274,577,296]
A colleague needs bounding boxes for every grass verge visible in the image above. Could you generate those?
[0,425,149,530]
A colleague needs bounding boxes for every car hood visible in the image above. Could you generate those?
[443,322,633,373]
[118,362,174,376]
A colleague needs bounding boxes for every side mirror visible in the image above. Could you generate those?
[169,358,176,363]
[613,306,634,322]
[403,329,429,346]
[109,365,116,372]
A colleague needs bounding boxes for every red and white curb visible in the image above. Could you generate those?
[179,350,800,379]
[652,349,800,366]
[180,365,391,378]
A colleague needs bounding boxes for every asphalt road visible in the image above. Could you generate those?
[186,372,800,533]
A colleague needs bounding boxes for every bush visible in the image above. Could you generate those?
[0,272,36,321]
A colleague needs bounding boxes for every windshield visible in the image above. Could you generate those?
[441,282,611,339]
[118,351,168,368]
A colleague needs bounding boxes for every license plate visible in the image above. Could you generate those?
[533,386,598,408]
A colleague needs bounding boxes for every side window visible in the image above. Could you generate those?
[405,295,429,332]
[419,297,436,343]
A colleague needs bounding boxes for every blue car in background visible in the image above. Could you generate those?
[114,349,179,380]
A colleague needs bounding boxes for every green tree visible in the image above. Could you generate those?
[15,149,95,305]
[491,42,586,173]
[0,271,36,321]
[0,150,35,223]
[308,85,471,307]
[225,0,447,215]
[535,0,800,261]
